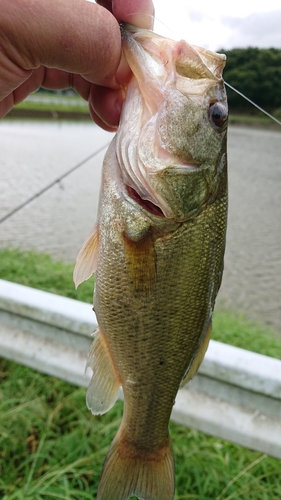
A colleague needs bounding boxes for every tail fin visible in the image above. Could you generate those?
[97,430,175,500]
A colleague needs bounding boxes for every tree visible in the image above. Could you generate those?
[219,48,281,112]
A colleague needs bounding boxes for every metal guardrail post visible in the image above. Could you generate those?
[0,279,280,459]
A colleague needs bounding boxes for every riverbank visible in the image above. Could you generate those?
[228,114,281,130]
[7,107,91,120]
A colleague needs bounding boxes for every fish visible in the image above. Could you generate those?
[74,24,228,500]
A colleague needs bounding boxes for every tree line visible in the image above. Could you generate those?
[220,47,281,114]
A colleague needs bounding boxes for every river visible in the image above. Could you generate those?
[0,120,280,333]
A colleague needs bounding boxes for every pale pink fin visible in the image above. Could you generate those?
[86,328,121,415]
[180,321,212,387]
[73,224,99,288]
[97,431,175,500]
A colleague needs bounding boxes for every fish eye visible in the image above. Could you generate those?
[209,102,228,129]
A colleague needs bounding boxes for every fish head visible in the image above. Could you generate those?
[118,25,228,222]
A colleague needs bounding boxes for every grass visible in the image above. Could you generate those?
[0,247,281,499]
[7,93,90,119]
[1,359,280,500]
[228,113,279,128]
[0,248,93,303]
[212,310,281,359]
[14,99,88,113]
[13,100,89,115]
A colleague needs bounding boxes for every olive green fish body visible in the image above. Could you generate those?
[74,25,228,500]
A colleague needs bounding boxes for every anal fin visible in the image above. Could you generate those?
[86,327,121,415]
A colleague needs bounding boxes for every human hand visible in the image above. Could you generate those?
[0,0,154,130]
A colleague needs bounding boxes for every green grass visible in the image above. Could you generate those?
[1,359,280,500]
[212,310,281,359]
[14,100,89,115]
[228,113,279,127]
[14,94,89,114]
[0,247,281,499]
[0,248,93,303]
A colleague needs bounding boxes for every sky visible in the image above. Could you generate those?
[153,0,281,51]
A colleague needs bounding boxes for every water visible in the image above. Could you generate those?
[0,120,280,333]
[0,120,110,260]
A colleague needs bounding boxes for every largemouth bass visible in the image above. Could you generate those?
[74,25,228,500]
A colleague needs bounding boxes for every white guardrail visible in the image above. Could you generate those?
[0,279,280,459]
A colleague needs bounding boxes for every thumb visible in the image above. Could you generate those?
[0,0,122,94]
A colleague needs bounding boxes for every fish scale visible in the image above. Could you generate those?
[74,24,228,500]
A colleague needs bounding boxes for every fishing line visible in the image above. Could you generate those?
[0,143,110,225]
[224,81,281,127]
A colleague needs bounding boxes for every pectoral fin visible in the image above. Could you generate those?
[86,327,121,415]
[73,224,99,288]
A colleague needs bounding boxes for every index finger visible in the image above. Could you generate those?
[96,0,154,29]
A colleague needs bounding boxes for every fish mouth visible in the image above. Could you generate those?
[126,185,165,218]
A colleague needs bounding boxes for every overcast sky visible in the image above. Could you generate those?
[153,0,281,51]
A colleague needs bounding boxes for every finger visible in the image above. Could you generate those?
[113,0,154,29]
[96,0,154,29]
[95,1,113,13]
[0,67,92,118]
[0,96,14,119]
[95,0,154,85]
[89,84,126,130]
[0,0,122,92]
[88,106,118,132]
